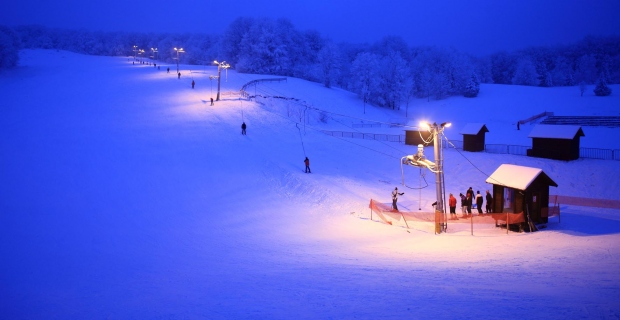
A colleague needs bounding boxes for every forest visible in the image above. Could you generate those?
[1,18,618,106]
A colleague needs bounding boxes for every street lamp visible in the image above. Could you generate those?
[213,60,230,101]
[151,47,158,60]
[174,47,185,73]
[132,45,138,61]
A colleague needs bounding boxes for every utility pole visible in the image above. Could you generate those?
[213,60,230,101]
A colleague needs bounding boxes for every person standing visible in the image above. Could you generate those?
[304,157,311,173]
[476,191,484,214]
[241,122,247,135]
[178,72,181,79]
[485,190,493,213]
[459,193,467,215]
[392,187,404,211]
[466,193,472,214]
[449,193,457,219]
[192,80,195,89]
[167,67,170,73]
[210,97,214,106]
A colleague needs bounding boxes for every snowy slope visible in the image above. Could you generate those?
[0,50,619,319]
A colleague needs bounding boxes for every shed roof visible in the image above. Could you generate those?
[459,123,489,135]
[485,164,558,191]
[528,124,584,139]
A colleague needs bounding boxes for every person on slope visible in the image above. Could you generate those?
[392,187,404,211]
[449,193,457,219]
[485,190,493,213]
[304,157,311,173]
[476,191,484,214]
[241,122,247,135]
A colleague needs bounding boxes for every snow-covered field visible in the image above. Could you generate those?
[1,50,619,319]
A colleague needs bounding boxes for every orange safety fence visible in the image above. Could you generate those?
[370,199,525,224]
[369,199,528,234]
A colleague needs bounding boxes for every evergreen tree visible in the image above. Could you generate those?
[463,73,480,97]
[593,76,612,96]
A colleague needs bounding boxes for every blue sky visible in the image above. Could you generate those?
[3,0,620,55]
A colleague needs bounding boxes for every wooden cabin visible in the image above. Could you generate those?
[486,164,558,225]
[527,124,585,161]
[459,123,489,152]
[405,130,432,146]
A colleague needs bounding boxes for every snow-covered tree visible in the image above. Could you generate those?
[0,25,20,69]
[512,57,539,86]
[463,73,480,97]
[350,52,381,113]
[593,76,612,96]
[317,41,341,88]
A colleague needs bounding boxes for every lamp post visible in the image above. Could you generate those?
[151,47,158,60]
[420,121,451,233]
[174,47,185,73]
[138,49,145,62]
[213,60,230,101]
[132,45,138,61]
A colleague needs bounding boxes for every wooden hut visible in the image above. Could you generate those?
[405,130,432,146]
[527,124,585,161]
[459,123,489,152]
[486,164,558,226]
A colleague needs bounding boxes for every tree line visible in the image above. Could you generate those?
[1,19,618,104]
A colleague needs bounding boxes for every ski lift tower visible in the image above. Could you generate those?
[401,121,451,233]
[213,60,230,101]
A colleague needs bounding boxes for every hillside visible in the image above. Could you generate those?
[0,50,619,319]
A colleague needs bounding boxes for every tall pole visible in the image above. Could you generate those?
[214,60,229,101]
[216,63,222,101]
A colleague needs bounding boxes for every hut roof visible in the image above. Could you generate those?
[459,123,489,135]
[485,164,558,191]
[528,124,584,139]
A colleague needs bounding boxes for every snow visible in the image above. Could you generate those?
[1,49,620,319]
[485,164,557,191]
[528,124,584,139]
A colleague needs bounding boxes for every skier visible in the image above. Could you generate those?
[304,157,311,173]
[192,80,195,89]
[241,122,246,135]
[210,98,214,106]
[167,67,170,73]
[476,191,484,214]
[391,187,404,211]
[449,193,457,219]
[178,72,181,79]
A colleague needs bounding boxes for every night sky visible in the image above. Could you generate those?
[3,0,619,55]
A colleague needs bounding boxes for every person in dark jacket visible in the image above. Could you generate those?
[475,191,484,214]
[392,187,404,211]
[192,80,195,89]
[241,122,246,135]
[304,157,311,173]
[466,193,472,214]
[485,190,493,213]
[459,193,467,215]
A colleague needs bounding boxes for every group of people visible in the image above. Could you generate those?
[448,187,493,219]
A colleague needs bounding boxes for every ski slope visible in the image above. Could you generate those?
[1,50,619,319]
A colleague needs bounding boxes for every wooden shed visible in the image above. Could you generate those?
[405,130,432,146]
[527,124,585,161]
[486,164,558,226]
[459,123,489,152]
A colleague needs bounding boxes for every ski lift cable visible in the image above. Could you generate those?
[442,133,511,188]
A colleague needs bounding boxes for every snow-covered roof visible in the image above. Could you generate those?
[485,164,558,190]
[459,123,489,135]
[528,124,584,139]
